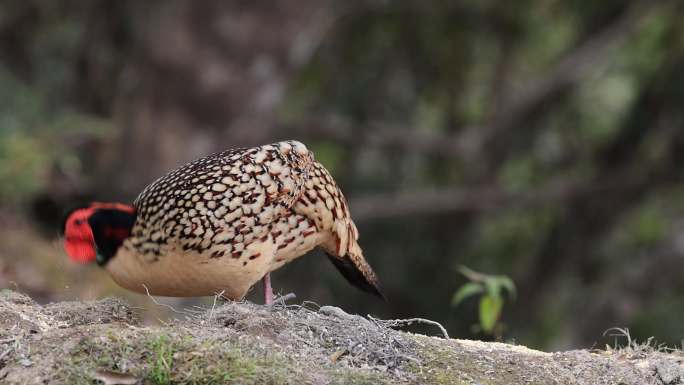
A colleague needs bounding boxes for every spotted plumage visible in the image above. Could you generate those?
[63,140,383,301]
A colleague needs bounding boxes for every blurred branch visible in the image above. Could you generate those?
[514,40,684,320]
[284,119,473,157]
[349,186,503,221]
[288,0,658,163]
[349,177,580,222]
[489,0,654,132]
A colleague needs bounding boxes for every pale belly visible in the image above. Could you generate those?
[106,231,325,299]
[106,249,266,299]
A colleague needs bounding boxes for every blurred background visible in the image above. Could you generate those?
[1,0,683,351]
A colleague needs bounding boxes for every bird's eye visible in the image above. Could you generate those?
[74,219,84,225]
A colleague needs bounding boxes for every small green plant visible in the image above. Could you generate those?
[149,334,174,385]
[451,266,516,338]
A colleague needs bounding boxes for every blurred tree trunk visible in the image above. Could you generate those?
[101,1,333,197]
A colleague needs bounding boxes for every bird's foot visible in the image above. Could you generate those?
[262,274,296,307]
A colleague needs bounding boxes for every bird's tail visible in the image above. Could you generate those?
[326,250,385,300]
[326,220,385,300]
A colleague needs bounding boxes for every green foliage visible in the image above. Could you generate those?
[0,67,111,204]
[629,206,668,248]
[0,2,119,206]
[149,334,174,385]
[467,207,556,272]
[309,140,346,176]
[0,132,48,203]
[603,200,670,263]
[499,156,539,192]
[575,73,636,147]
[452,266,516,337]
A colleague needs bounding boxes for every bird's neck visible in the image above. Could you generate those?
[88,207,136,266]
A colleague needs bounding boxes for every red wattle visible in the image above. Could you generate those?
[63,206,98,264]
[64,239,97,264]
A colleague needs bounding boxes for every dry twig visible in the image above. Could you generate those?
[371,316,450,340]
[142,284,189,317]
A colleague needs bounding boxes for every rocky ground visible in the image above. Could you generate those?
[0,290,682,385]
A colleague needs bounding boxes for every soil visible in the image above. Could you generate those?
[1,290,682,385]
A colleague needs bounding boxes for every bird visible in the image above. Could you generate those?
[62,140,383,304]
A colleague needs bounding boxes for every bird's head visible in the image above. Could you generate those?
[62,202,136,265]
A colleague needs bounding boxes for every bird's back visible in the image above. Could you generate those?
[105,140,381,299]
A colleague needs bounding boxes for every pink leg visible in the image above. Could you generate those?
[263,272,273,305]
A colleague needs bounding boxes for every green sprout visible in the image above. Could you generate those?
[451,266,516,337]
[149,334,174,385]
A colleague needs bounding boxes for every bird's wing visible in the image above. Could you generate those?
[129,141,314,258]
[293,161,384,299]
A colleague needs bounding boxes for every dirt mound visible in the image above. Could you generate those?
[0,290,682,384]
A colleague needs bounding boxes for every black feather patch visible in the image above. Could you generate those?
[326,253,386,300]
[88,209,136,266]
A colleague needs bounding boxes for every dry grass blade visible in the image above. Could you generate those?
[142,284,190,317]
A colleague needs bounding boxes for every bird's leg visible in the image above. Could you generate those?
[263,272,274,305]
